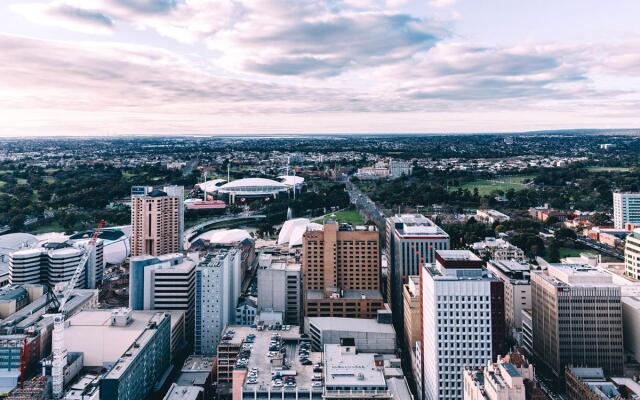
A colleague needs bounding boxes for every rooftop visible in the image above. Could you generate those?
[306,289,383,300]
[163,384,203,400]
[540,264,618,288]
[389,214,448,237]
[323,344,386,389]
[307,317,395,335]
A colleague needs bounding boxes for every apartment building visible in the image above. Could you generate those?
[130,186,183,257]
[302,220,384,319]
[625,230,640,279]
[613,192,640,229]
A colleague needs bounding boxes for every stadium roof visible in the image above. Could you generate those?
[220,178,287,189]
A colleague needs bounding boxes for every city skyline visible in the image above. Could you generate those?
[1,0,640,136]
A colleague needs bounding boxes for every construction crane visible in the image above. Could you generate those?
[50,219,104,399]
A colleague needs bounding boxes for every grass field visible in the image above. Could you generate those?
[43,176,55,184]
[452,175,535,196]
[0,181,5,189]
[587,167,631,173]
[16,178,27,185]
[29,221,65,234]
[316,208,365,225]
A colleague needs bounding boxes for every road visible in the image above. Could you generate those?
[345,177,386,234]
[576,235,624,260]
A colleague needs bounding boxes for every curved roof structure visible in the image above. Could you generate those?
[198,229,252,244]
[0,233,38,256]
[277,219,322,247]
[197,179,227,193]
[217,178,289,196]
[278,175,305,187]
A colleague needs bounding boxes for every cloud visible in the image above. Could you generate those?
[12,1,114,34]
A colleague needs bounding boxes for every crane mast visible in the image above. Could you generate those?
[51,219,104,399]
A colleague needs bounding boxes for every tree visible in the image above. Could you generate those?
[9,214,26,231]
[589,212,611,226]
[555,228,577,242]
[548,239,561,263]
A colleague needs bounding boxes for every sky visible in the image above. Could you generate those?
[1,0,640,136]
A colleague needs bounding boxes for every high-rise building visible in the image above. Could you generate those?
[257,259,301,325]
[486,260,531,341]
[613,192,640,229]
[194,249,242,355]
[624,230,640,279]
[531,264,623,377]
[386,214,449,334]
[130,186,183,257]
[8,240,104,289]
[302,220,384,319]
[422,250,504,400]
[129,253,195,345]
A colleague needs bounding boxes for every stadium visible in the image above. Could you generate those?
[215,178,290,203]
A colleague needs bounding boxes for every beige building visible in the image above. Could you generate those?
[531,264,624,377]
[131,187,183,257]
[302,220,384,319]
[403,276,421,351]
[625,231,640,279]
[463,351,537,400]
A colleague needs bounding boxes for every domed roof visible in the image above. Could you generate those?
[198,229,252,244]
[220,178,287,189]
[197,179,227,192]
[0,233,39,253]
[278,176,305,187]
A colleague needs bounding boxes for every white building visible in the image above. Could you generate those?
[625,231,640,279]
[486,260,531,340]
[422,250,504,400]
[235,297,257,326]
[471,238,526,262]
[257,260,301,325]
[307,317,396,354]
[389,160,413,178]
[475,209,510,225]
[613,192,640,229]
[463,352,534,400]
[9,240,104,289]
[194,249,241,355]
[128,253,195,344]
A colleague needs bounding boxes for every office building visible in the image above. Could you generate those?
[471,238,526,262]
[386,214,449,332]
[531,264,624,377]
[403,276,421,354]
[130,186,183,257]
[307,316,396,354]
[174,356,214,400]
[128,254,195,346]
[8,240,104,289]
[422,250,505,400]
[486,260,531,340]
[625,230,640,279]
[302,220,384,319]
[613,192,640,229]
[257,259,301,325]
[100,312,171,400]
[194,249,241,355]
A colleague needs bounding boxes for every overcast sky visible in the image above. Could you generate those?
[1,0,640,136]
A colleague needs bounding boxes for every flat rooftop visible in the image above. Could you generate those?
[307,317,395,334]
[390,214,448,237]
[306,289,383,300]
[103,313,168,380]
[323,344,386,389]
[164,385,203,400]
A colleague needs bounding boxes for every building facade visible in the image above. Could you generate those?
[8,240,104,289]
[100,312,171,400]
[531,264,624,377]
[194,249,241,355]
[386,214,449,335]
[486,260,531,340]
[130,186,183,257]
[302,220,384,319]
[471,238,526,262]
[257,260,301,325]
[422,250,504,400]
[624,231,640,279]
[613,192,640,229]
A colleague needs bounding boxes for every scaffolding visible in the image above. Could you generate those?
[5,376,48,400]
